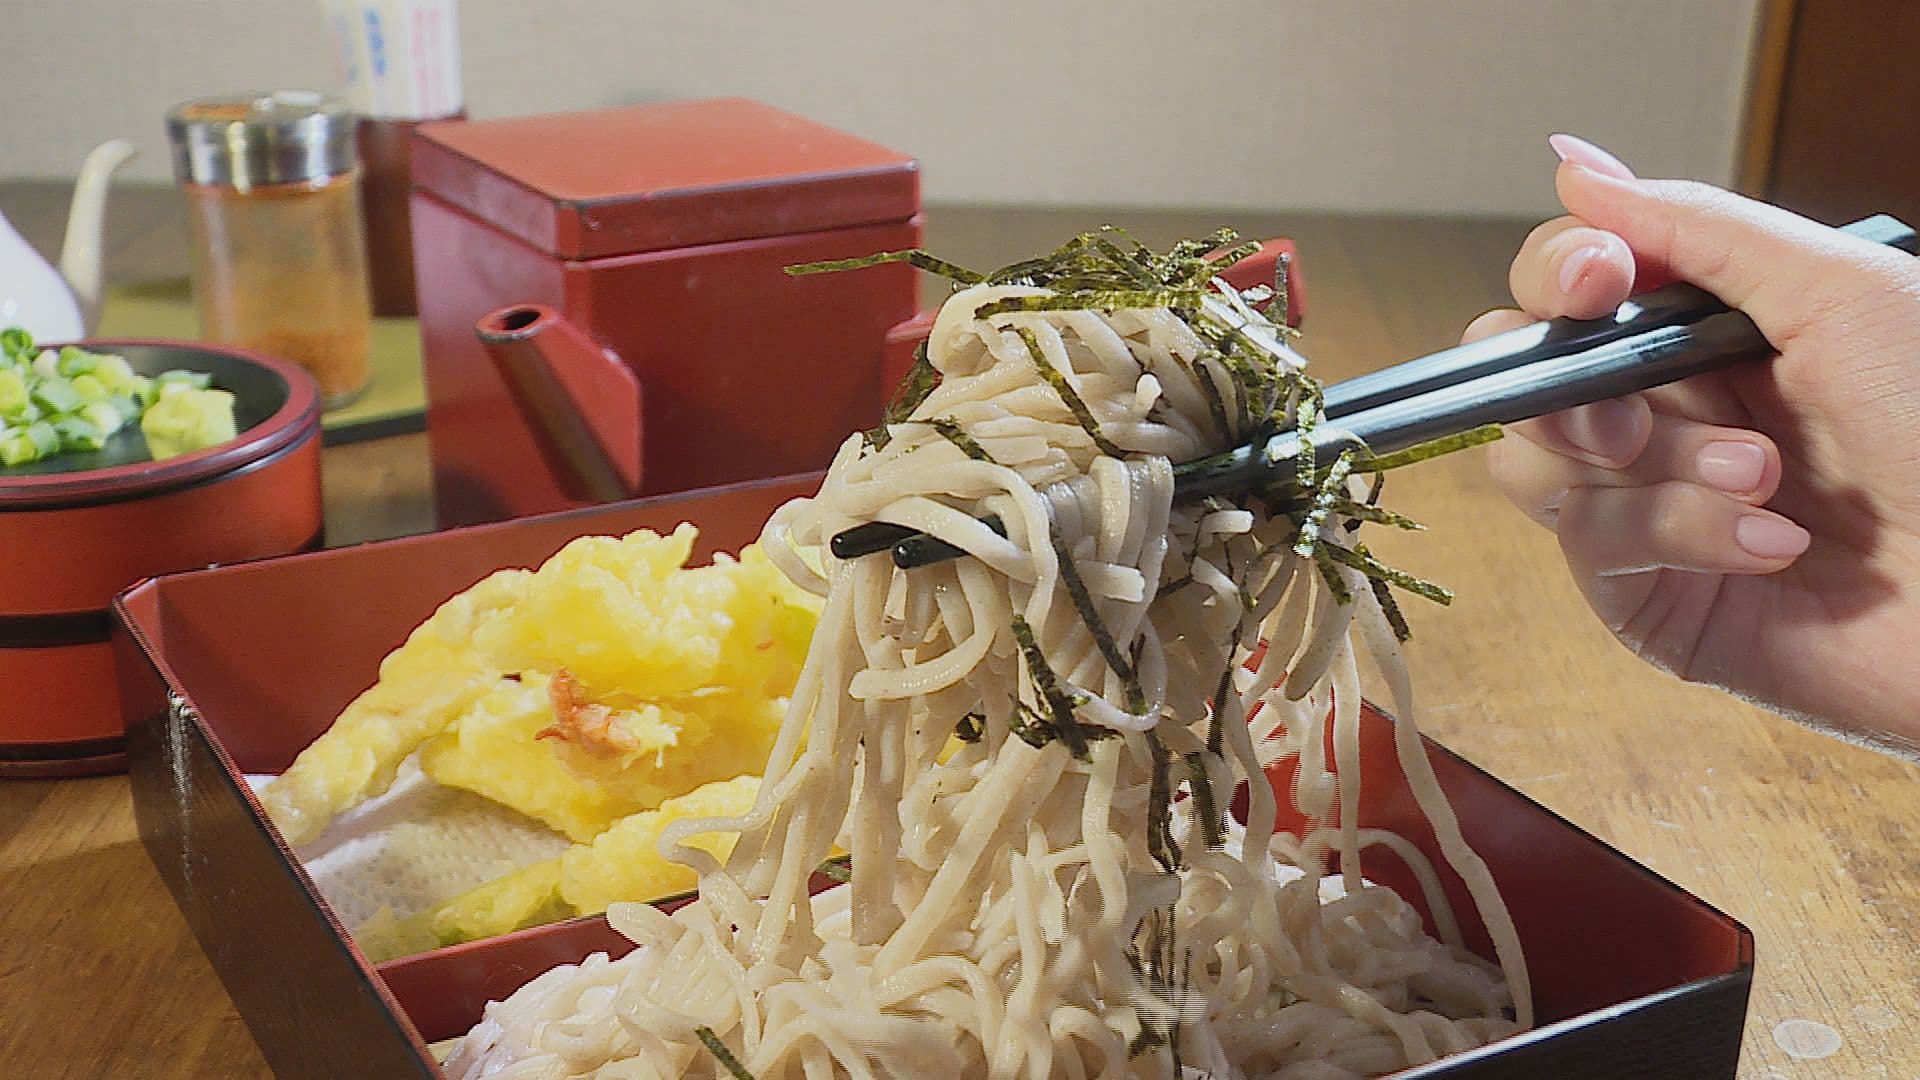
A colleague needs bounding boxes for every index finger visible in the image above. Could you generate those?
[1509,216,1638,320]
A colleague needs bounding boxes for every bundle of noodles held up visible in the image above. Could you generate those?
[446,231,1528,1079]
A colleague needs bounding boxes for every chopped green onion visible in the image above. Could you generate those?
[0,330,233,468]
[156,369,214,389]
[0,420,61,465]
[54,417,105,453]
[0,432,37,466]
[56,346,98,377]
[30,379,80,415]
[0,369,25,416]
[80,401,125,436]
[69,373,109,401]
[93,354,135,392]
[0,326,33,365]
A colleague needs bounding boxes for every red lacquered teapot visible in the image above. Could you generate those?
[411,98,923,528]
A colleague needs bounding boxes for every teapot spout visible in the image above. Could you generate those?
[59,139,138,333]
[475,304,645,504]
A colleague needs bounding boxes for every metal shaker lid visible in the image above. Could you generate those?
[166,91,357,190]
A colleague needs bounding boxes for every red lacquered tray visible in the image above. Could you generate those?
[114,473,1750,1079]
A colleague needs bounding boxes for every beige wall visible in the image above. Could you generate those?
[6,0,1761,217]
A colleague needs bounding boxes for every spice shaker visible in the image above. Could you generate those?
[166,91,372,409]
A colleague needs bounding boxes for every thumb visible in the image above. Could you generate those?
[1553,154,1898,346]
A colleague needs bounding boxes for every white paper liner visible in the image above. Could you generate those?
[246,757,570,930]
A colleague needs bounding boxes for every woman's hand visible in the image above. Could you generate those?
[1471,135,1920,753]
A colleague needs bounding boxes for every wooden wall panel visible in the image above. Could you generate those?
[1762,0,1920,225]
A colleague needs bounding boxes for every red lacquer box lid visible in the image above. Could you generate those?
[411,97,921,260]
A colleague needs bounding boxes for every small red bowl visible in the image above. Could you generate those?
[0,339,322,778]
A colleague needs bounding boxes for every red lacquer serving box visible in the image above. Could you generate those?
[115,474,1751,1078]
[410,98,924,528]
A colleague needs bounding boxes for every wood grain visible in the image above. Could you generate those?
[1,192,1914,1078]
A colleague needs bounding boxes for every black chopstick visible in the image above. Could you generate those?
[1321,212,1918,418]
[838,214,1917,570]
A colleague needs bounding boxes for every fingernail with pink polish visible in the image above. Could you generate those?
[1697,441,1766,495]
[1735,514,1810,561]
[1548,133,1636,180]
[1558,245,1604,296]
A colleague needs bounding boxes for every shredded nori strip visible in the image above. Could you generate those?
[820,229,1478,658]
[954,711,986,743]
[1128,1025,1166,1056]
[835,226,1315,476]
[865,339,940,451]
[963,224,1264,301]
[928,417,997,463]
[1165,227,1241,266]
[1350,424,1503,473]
[1010,614,1091,760]
[1205,626,1246,756]
[977,288,1206,318]
[1005,698,1116,750]
[1293,407,1322,493]
[1349,473,1384,536]
[1370,575,1414,642]
[1167,957,1188,1070]
[1313,548,1355,605]
[1145,732,1184,874]
[986,253,1069,287]
[1185,751,1225,850]
[1293,450,1357,559]
[1329,499,1424,531]
[1008,700,1056,749]
[1049,522,1146,716]
[889,340,940,419]
[785,248,984,284]
[1200,239,1263,274]
[695,1027,756,1080]
[1016,326,1126,458]
[1320,541,1454,605]
[1128,903,1186,1061]
[1272,251,1293,328]
[1193,354,1235,442]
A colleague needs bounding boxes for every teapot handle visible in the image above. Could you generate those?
[60,139,138,333]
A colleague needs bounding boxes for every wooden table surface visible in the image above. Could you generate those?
[2,187,1915,1078]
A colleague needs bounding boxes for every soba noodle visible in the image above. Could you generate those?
[446,236,1528,1080]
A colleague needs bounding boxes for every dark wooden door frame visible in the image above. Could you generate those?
[1736,0,1798,196]
[1736,0,1920,224]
